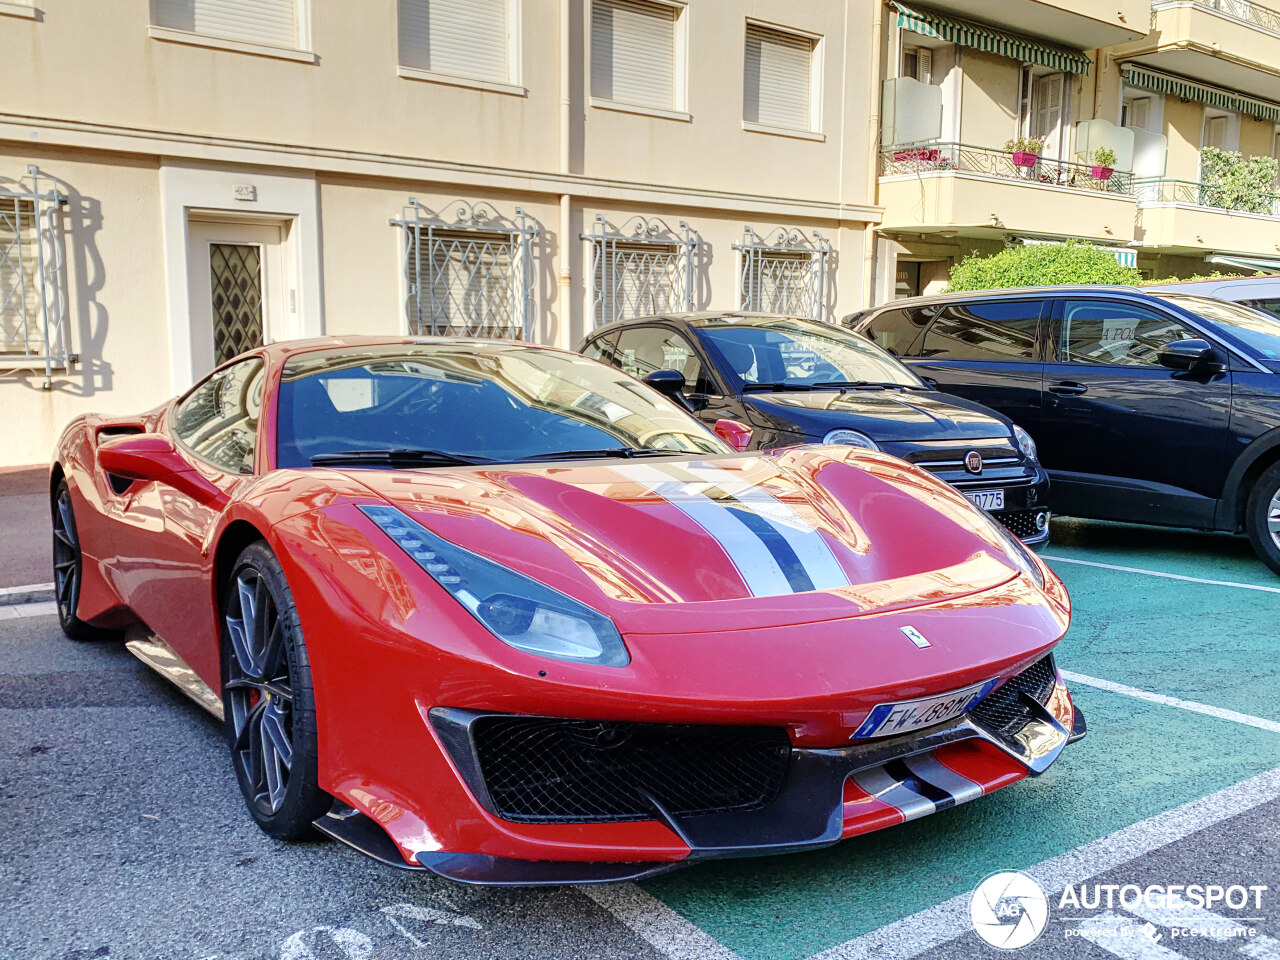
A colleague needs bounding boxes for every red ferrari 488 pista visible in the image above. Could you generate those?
[50,336,1083,884]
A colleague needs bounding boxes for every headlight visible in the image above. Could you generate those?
[360,505,629,667]
[823,429,880,451]
[980,511,1045,590]
[1012,424,1038,463]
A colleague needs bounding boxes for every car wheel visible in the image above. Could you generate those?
[221,541,329,840]
[52,480,118,642]
[1245,461,1280,577]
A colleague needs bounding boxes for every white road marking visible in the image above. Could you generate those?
[380,902,482,947]
[0,600,58,620]
[579,882,745,960]
[1041,555,1280,594]
[1124,893,1280,956]
[1061,670,1280,735]
[1074,912,1185,958]
[0,581,53,600]
[802,766,1280,960]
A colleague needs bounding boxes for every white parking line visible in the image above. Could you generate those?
[801,766,1280,960]
[579,882,745,960]
[1060,671,1280,735]
[0,600,58,620]
[1041,556,1280,594]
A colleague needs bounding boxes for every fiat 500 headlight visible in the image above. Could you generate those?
[823,429,880,451]
[361,505,629,667]
[1012,424,1039,463]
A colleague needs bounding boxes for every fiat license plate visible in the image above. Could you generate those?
[965,488,1005,511]
[851,678,999,739]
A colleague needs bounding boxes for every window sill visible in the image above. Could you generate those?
[147,26,318,64]
[589,97,692,123]
[0,2,37,20]
[742,121,825,143]
[396,66,526,97]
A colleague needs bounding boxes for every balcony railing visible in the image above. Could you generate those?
[1162,0,1280,36]
[1134,177,1280,215]
[881,142,1136,196]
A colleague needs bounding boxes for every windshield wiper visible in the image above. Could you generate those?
[741,382,817,392]
[815,380,912,390]
[310,448,496,467]
[504,447,681,463]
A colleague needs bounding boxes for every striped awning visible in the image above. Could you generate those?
[891,2,1091,76]
[1124,65,1280,123]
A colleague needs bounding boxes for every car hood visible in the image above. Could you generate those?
[745,389,1012,442]
[342,447,1038,633]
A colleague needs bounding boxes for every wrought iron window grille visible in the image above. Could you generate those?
[392,199,537,340]
[734,225,833,321]
[0,166,72,382]
[583,215,700,328]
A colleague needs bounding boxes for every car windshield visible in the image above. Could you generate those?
[276,343,727,468]
[697,317,923,389]
[1152,293,1280,361]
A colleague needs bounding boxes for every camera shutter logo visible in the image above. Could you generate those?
[970,871,1048,950]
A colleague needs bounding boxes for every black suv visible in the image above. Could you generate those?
[579,312,1051,545]
[848,285,1280,574]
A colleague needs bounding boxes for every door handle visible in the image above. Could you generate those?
[1048,381,1088,396]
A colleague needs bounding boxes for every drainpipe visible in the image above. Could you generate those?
[863,1,885,307]
[559,0,574,348]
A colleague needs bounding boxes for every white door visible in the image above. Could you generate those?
[186,219,288,375]
[1032,73,1064,158]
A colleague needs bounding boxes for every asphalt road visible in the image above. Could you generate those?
[3,516,1280,960]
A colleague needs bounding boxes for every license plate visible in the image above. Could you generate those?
[965,488,1005,511]
[851,678,999,739]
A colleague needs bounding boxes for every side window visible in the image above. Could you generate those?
[863,308,931,357]
[173,358,265,475]
[1060,301,1196,367]
[1241,298,1280,320]
[921,300,1042,361]
[614,327,713,396]
[582,331,619,364]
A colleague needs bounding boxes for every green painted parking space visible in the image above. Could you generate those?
[637,521,1280,960]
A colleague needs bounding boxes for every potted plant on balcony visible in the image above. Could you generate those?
[1005,137,1044,167]
[1091,146,1117,181]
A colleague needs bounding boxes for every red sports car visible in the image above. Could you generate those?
[51,336,1083,884]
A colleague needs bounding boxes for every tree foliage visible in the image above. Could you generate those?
[1199,147,1279,215]
[945,240,1141,292]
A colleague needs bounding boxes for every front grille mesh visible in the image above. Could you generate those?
[470,717,792,824]
[968,655,1057,741]
[997,509,1046,540]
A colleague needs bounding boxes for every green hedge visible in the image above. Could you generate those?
[946,240,1140,291]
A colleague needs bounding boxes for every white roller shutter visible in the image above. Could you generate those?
[398,0,510,82]
[591,0,677,110]
[153,0,298,48]
[744,24,815,130]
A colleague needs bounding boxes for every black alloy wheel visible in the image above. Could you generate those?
[52,480,116,641]
[221,541,328,838]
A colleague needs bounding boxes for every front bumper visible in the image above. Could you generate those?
[317,665,1084,885]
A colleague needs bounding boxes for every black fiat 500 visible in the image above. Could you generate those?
[579,312,1051,545]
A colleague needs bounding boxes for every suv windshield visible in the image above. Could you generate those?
[276,343,727,468]
[697,317,924,389]
[1152,293,1280,361]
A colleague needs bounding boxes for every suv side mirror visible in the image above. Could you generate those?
[1157,338,1221,372]
[97,433,226,506]
[644,369,686,397]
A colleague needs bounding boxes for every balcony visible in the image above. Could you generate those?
[1126,0,1280,101]
[1136,177,1280,254]
[896,0,1147,47]
[878,143,1139,243]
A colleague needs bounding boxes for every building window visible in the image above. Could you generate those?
[735,226,832,321]
[0,169,70,372]
[1122,95,1151,132]
[743,22,820,132]
[1202,112,1231,150]
[901,44,932,84]
[398,0,515,85]
[395,200,536,340]
[584,216,699,327]
[152,0,301,49]
[1018,69,1065,158]
[590,0,685,113]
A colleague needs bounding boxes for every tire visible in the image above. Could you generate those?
[1246,461,1280,577]
[51,480,119,642]
[220,540,330,840]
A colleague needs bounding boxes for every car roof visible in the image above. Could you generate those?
[251,335,576,363]
[861,285,1147,314]
[585,311,810,335]
[1145,276,1280,297]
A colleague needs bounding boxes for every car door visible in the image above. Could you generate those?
[1038,297,1233,527]
[612,325,744,429]
[907,299,1048,435]
[122,357,265,684]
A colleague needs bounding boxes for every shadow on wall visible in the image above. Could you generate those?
[691,233,713,312]
[1,168,111,399]
[531,215,559,346]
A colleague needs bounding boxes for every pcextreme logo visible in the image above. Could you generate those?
[970,871,1049,950]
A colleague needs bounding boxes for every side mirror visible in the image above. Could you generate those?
[714,418,754,453]
[1157,338,1219,372]
[644,369,686,398]
[97,433,226,506]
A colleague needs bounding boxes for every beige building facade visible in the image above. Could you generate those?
[0,0,882,466]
